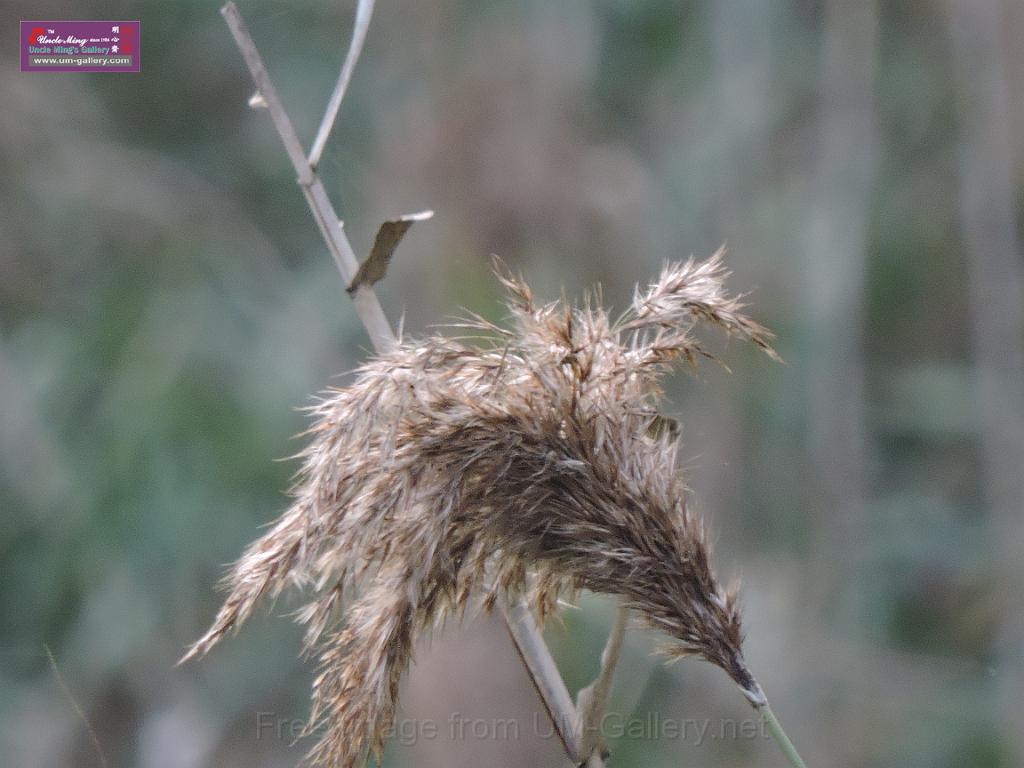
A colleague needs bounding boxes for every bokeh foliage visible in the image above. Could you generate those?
[2,1,1023,766]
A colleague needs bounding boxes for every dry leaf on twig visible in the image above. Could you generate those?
[347,210,433,294]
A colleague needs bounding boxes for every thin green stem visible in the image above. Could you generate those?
[758,702,808,768]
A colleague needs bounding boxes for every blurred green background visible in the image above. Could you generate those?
[3,1,1024,766]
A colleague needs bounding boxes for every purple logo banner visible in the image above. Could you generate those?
[21,20,140,72]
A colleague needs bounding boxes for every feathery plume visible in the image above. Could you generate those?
[184,249,780,767]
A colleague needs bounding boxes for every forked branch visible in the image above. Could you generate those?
[576,605,629,762]
[308,0,376,169]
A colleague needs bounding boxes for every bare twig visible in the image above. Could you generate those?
[45,644,108,768]
[221,1,394,353]
[575,604,628,762]
[503,599,584,764]
[308,0,376,169]
[218,4,615,765]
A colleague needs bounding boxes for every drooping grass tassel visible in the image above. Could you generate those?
[185,250,801,767]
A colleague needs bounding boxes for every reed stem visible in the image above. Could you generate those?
[757,702,808,768]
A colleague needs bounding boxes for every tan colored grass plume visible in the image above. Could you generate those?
[183,249,802,767]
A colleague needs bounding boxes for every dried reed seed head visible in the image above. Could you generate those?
[184,249,776,766]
